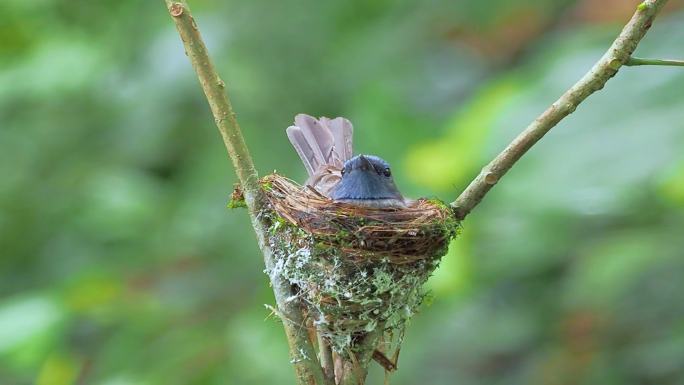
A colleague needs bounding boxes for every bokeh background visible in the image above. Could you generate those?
[2,0,684,384]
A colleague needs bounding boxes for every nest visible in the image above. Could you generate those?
[260,174,459,353]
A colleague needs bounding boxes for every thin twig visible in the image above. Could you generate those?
[451,0,671,220]
[163,2,325,384]
[626,56,684,66]
[371,350,397,372]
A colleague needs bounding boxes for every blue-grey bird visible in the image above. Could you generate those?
[286,114,406,208]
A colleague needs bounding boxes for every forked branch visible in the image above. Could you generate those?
[163,0,678,384]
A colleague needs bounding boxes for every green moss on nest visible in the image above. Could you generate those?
[260,174,459,355]
[266,216,447,353]
[227,183,247,209]
[226,198,247,209]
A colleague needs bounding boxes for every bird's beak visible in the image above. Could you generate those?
[358,155,373,171]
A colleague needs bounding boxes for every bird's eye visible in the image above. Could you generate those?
[383,167,391,177]
[340,168,346,176]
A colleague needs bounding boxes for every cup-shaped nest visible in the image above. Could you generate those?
[261,174,459,352]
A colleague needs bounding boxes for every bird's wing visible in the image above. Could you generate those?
[304,164,342,196]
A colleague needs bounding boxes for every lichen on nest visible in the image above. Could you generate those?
[260,174,460,354]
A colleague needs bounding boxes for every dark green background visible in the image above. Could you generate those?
[2,1,684,384]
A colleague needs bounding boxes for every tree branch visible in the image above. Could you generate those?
[451,0,671,220]
[163,2,326,384]
[626,56,684,66]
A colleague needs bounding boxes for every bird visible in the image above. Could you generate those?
[286,114,406,208]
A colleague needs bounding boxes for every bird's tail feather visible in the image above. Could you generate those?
[286,114,353,177]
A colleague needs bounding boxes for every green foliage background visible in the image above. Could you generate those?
[2,1,684,384]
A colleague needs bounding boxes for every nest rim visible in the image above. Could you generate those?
[260,173,459,264]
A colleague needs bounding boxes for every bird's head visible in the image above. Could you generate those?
[330,154,404,203]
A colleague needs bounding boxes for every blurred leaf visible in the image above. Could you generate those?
[405,77,521,191]
[427,231,472,296]
[658,160,684,206]
[0,295,62,354]
[63,275,122,313]
[563,231,675,308]
[36,352,80,385]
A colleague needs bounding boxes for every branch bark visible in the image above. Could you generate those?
[451,0,671,220]
[163,2,326,384]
